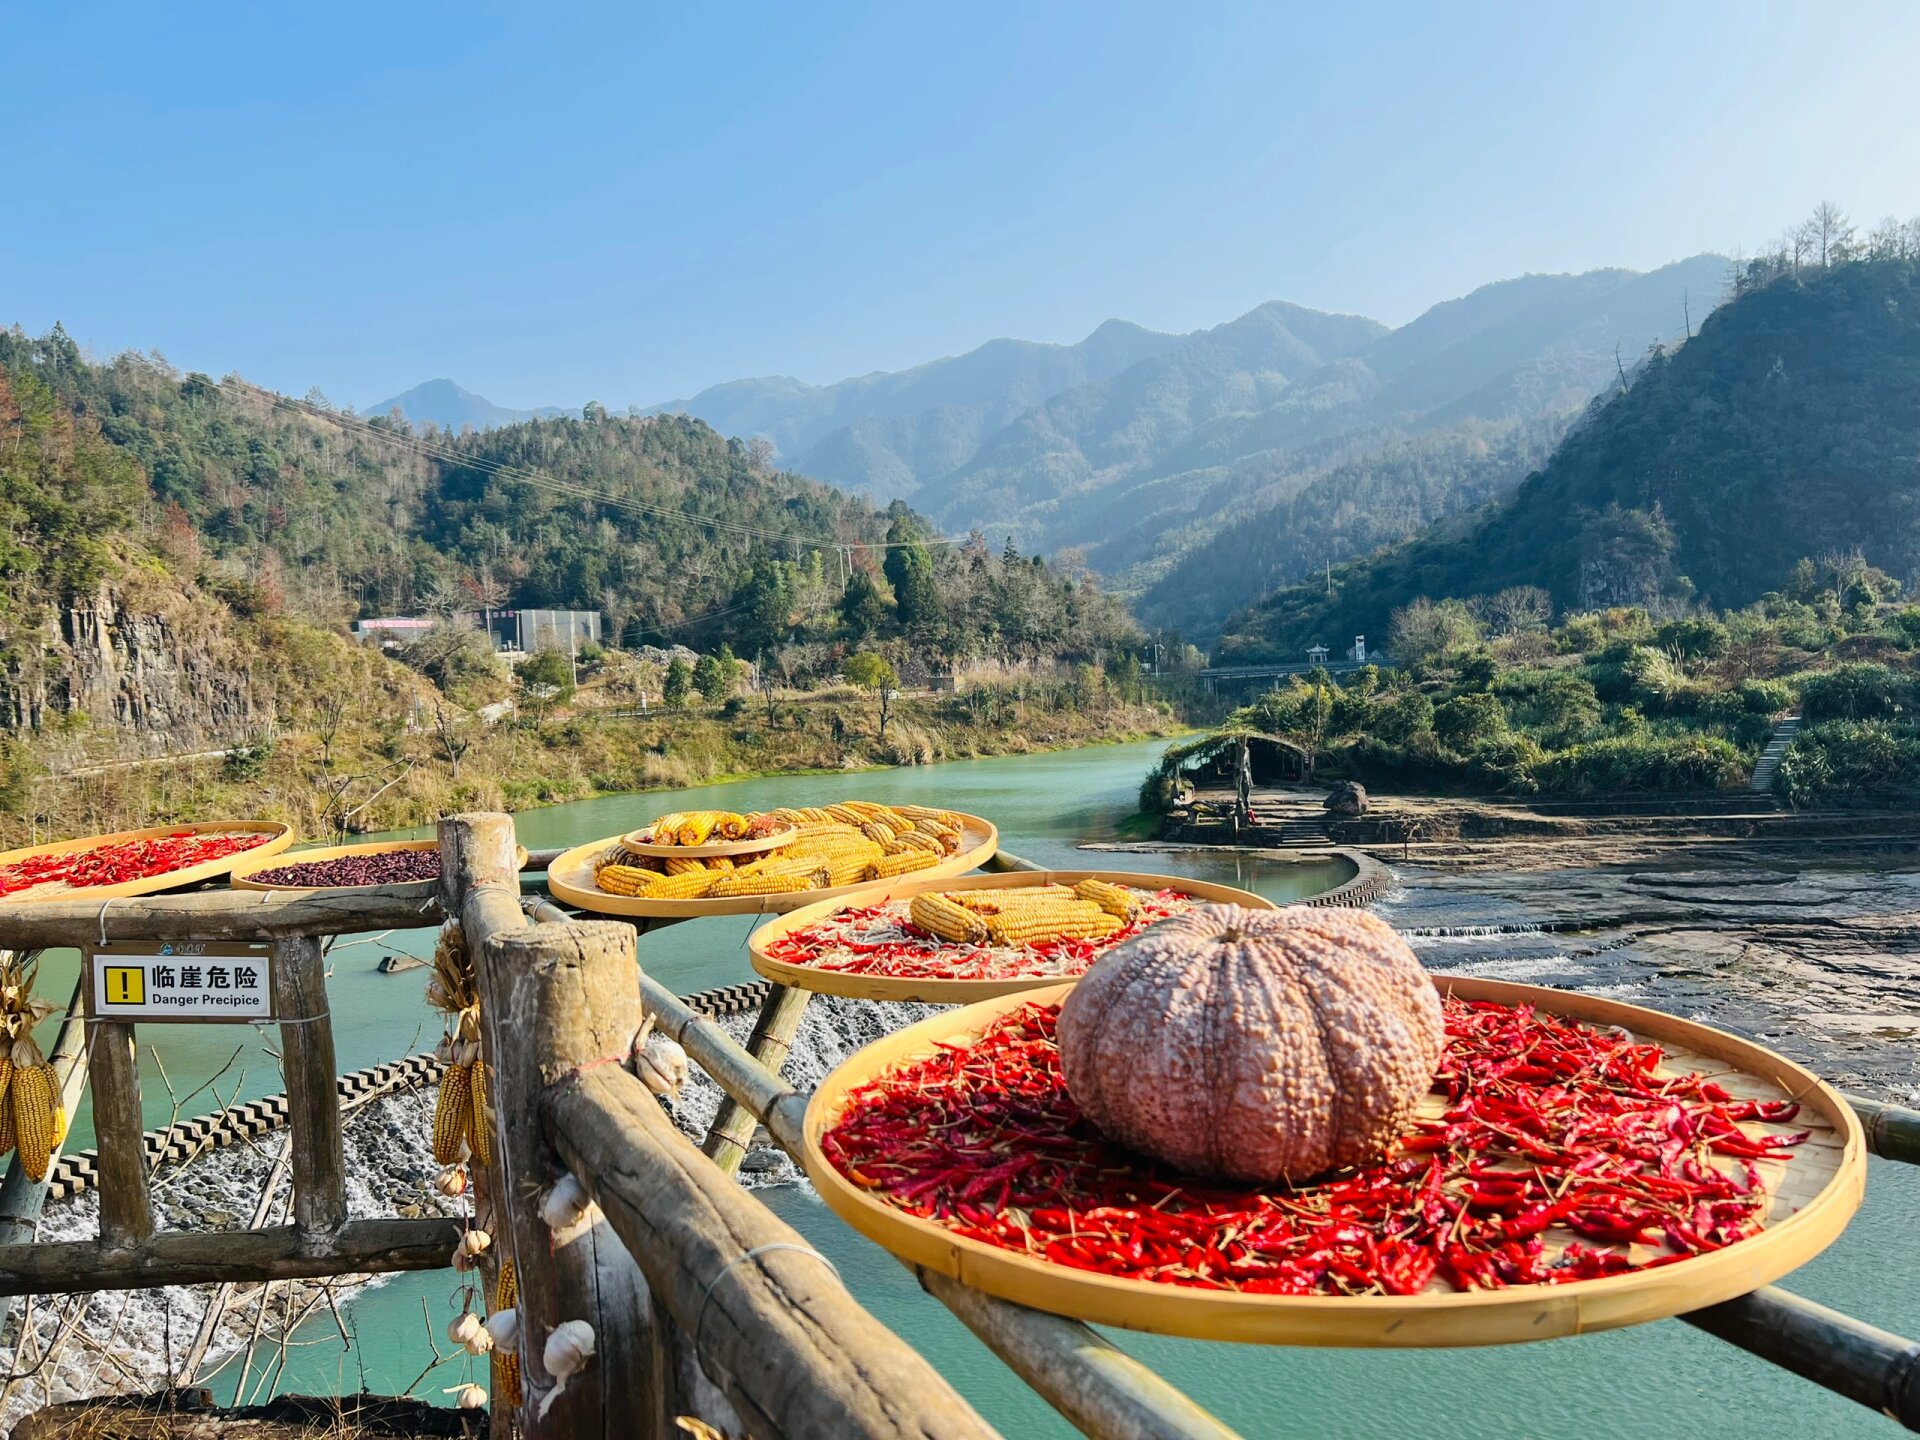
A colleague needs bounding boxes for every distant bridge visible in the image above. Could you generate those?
[1192,659,1385,692]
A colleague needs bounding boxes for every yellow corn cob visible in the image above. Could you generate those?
[708,871,817,896]
[11,1064,54,1182]
[843,801,893,821]
[662,855,709,877]
[955,885,1073,912]
[646,869,722,900]
[493,1258,522,1407]
[860,820,899,845]
[913,819,962,854]
[910,893,989,943]
[467,1060,492,1166]
[886,832,942,855]
[1074,879,1140,921]
[900,805,964,829]
[793,821,864,839]
[648,812,687,840]
[795,806,833,823]
[47,1073,65,1148]
[715,812,750,839]
[986,903,1123,947]
[433,1061,472,1164]
[824,804,867,826]
[0,1050,14,1157]
[867,849,939,880]
[815,857,869,887]
[595,864,659,897]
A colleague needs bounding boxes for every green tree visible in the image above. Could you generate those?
[693,648,732,703]
[839,567,892,638]
[844,651,899,740]
[662,657,692,709]
[883,513,941,633]
[519,647,575,709]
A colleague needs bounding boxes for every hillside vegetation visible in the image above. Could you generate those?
[1218,251,1920,663]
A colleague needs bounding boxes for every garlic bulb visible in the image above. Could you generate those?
[484,1305,520,1350]
[634,1033,689,1101]
[447,1311,492,1354]
[541,1174,594,1243]
[459,1228,492,1258]
[450,1240,476,1273]
[433,1166,468,1198]
[536,1319,597,1420]
[447,1382,487,1409]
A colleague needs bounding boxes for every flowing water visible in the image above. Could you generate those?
[17,738,1920,1436]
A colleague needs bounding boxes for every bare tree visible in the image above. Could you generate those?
[1809,201,1854,266]
[430,700,472,779]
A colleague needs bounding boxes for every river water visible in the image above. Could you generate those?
[22,738,1920,1436]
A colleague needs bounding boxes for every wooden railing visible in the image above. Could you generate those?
[0,812,1912,1437]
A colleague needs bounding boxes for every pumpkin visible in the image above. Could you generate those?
[1057,904,1443,1183]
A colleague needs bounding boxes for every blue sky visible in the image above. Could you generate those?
[9,2,1918,410]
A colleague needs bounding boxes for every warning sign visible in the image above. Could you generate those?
[87,943,274,1022]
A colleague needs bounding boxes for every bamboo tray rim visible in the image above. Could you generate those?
[227,839,530,894]
[801,976,1867,1348]
[617,825,798,859]
[749,869,1282,1002]
[0,821,295,905]
[547,814,1000,919]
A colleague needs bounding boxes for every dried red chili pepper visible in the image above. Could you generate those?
[822,996,1808,1297]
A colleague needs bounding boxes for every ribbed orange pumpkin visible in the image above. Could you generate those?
[1057,904,1444,1182]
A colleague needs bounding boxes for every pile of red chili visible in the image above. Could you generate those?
[821,997,1809,1294]
[0,831,271,900]
[764,887,1195,983]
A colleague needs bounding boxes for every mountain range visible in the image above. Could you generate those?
[1214,256,1920,661]
[374,256,1729,636]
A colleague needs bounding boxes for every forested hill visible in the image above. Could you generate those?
[1214,256,1920,661]
[0,324,898,640]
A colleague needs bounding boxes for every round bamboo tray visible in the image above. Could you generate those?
[802,977,1865,1347]
[749,870,1279,1003]
[547,813,1000,919]
[618,826,797,860]
[228,839,530,896]
[0,822,295,905]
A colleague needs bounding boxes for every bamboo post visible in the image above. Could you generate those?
[919,1269,1243,1440]
[1846,1092,1920,1166]
[441,814,656,1439]
[1683,1285,1920,1430]
[272,936,347,1231]
[87,1021,153,1248]
[701,981,810,1178]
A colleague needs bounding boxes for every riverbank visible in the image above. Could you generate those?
[6,687,1183,848]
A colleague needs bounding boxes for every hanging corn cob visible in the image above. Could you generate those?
[491,1258,522,1407]
[427,920,484,1167]
[9,1041,59,1182]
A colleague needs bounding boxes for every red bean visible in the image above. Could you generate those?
[252,850,440,887]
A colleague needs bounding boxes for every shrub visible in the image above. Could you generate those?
[1554,613,1607,655]
[1373,690,1434,744]
[1654,618,1730,660]
[1737,678,1796,715]
[1777,719,1920,805]
[1534,735,1746,795]
[1433,693,1506,750]
[1797,664,1911,721]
